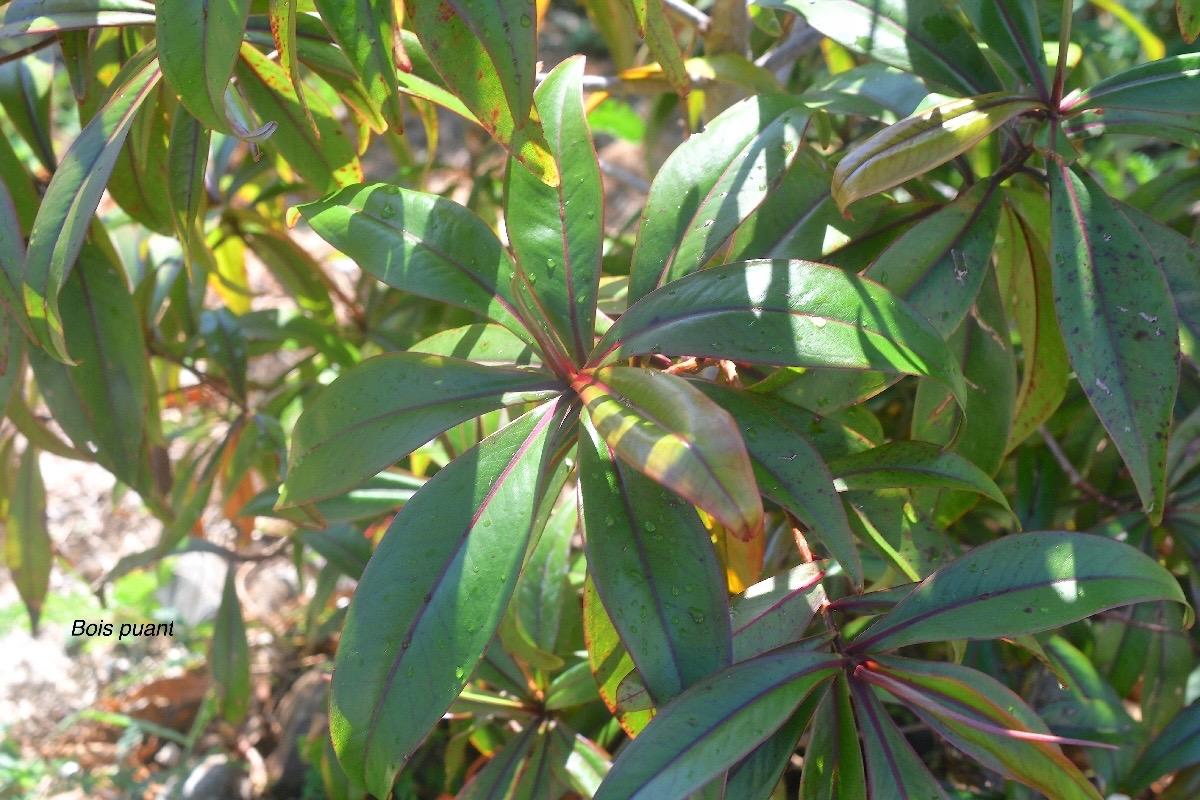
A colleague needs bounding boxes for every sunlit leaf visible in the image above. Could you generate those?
[575,366,763,540]
[852,531,1193,653]
[330,400,567,797]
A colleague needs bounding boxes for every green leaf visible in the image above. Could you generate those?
[864,656,1102,800]
[961,0,1050,98]
[267,0,317,135]
[1049,164,1179,523]
[280,352,560,506]
[575,366,763,540]
[242,471,424,525]
[156,0,249,135]
[592,646,841,800]
[0,0,156,39]
[583,576,654,735]
[852,531,1194,653]
[849,677,950,800]
[104,83,174,234]
[458,725,539,800]
[1116,202,1200,349]
[828,441,1011,512]
[579,415,732,704]
[1067,53,1200,114]
[730,563,826,662]
[513,499,576,654]
[799,675,865,800]
[725,692,821,800]
[999,202,1069,450]
[0,51,55,172]
[0,171,31,340]
[298,524,372,580]
[210,566,251,724]
[694,383,861,588]
[297,183,534,343]
[165,104,211,258]
[832,93,1039,212]
[624,0,690,98]
[27,246,154,496]
[236,44,362,192]
[778,179,1001,414]
[629,95,812,304]
[1181,0,1200,41]
[330,400,567,797]
[727,149,884,263]
[1125,699,1200,795]
[505,57,603,366]
[310,0,404,131]
[409,0,557,186]
[910,270,1017,524]
[551,725,611,796]
[23,44,161,363]
[5,445,51,634]
[410,324,538,366]
[594,259,968,409]
[757,0,1003,96]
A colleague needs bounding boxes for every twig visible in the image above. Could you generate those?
[1038,426,1125,511]
[663,0,710,34]
[756,20,823,77]
[599,159,651,194]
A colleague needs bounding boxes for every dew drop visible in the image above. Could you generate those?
[644,521,657,532]
[455,666,465,680]
[381,202,396,218]
[519,12,532,26]
[688,608,705,624]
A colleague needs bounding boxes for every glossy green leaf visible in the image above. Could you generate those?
[514,499,576,655]
[725,693,821,800]
[849,678,950,800]
[594,259,968,409]
[800,675,865,800]
[909,272,1017,524]
[1093,601,1193,732]
[629,95,812,304]
[1117,202,1200,348]
[1049,164,1179,522]
[624,0,690,97]
[800,65,931,125]
[728,149,884,263]
[575,366,763,540]
[237,44,362,192]
[844,491,958,581]
[297,183,533,342]
[551,724,611,796]
[832,93,1039,212]
[280,353,560,506]
[310,0,404,131]
[579,415,732,705]
[0,0,155,39]
[409,0,557,186]
[1181,0,1200,41]
[27,246,153,495]
[1125,699,1200,795]
[0,52,55,172]
[241,223,334,324]
[156,0,249,135]
[23,44,160,363]
[758,0,1002,96]
[999,203,1070,450]
[779,179,1001,414]
[961,0,1050,98]
[5,445,51,634]
[694,383,861,587]
[1040,636,1143,749]
[506,57,603,366]
[266,0,316,135]
[828,441,1011,512]
[864,657,1102,800]
[165,106,210,263]
[730,563,826,662]
[852,531,1193,653]
[1064,106,1200,148]
[0,124,39,235]
[410,324,538,366]
[198,307,248,400]
[210,566,251,724]
[1067,53,1200,114]
[593,646,841,800]
[242,471,424,525]
[330,400,566,797]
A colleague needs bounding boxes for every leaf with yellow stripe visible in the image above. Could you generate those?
[574,366,763,540]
